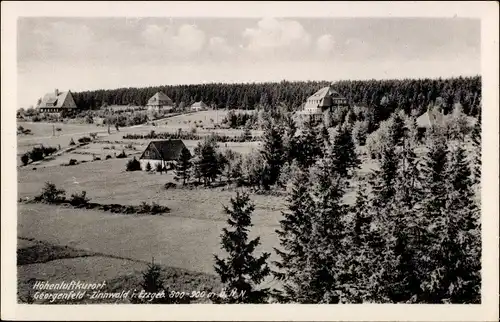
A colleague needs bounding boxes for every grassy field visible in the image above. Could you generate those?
[17,110,262,157]
[17,238,221,304]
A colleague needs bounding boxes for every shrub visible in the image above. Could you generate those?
[155,162,164,174]
[164,182,177,190]
[150,202,163,215]
[42,146,57,156]
[56,127,62,132]
[78,136,92,144]
[36,182,66,203]
[105,155,112,160]
[139,201,151,213]
[145,162,152,172]
[89,132,98,140]
[116,150,127,158]
[68,159,78,166]
[126,157,142,171]
[69,191,90,206]
[21,153,29,166]
[28,147,45,162]
[69,138,76,146]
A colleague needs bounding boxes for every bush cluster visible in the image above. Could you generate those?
[122,131,261,143]
[20,145,58,165]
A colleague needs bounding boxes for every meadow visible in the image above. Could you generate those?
[16,110,279,302]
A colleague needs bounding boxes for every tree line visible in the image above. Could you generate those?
[71,76,481,118]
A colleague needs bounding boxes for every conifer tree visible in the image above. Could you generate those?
[419,144,481,303]
[155,162,164,174]
[195,138,219,185]
[369,142,398,207]
[274,168,315,302]
[282,113,298,164]
[329,121,360,179]
[421,133,448,214]
[471,112,481,185]
[390,110,406,146]
[132,259,189,304]
[260,119,285,189]
[174,147,192,185]
[213,192,271,303]
[318,122,330,155]
[295,118,322,169]
[298,144,353,303]
[145,161,152,172]
[344,181,385,302]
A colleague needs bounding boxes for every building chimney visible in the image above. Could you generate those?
[55,89,59,96]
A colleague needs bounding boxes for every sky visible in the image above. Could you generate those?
[17,17,480,108]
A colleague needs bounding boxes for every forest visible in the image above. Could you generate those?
[131,104,482,304]
[71,76,481,118]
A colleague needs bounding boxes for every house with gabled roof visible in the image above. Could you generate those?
[297,83,349,124]
[37,89,78,114]
[146,91,174,112]
[139,139,191,170]
[416,107,445,129]
[190,101,208,111]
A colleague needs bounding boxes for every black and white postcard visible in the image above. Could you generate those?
[1,1,498,321]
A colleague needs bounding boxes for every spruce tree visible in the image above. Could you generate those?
[419,144,480,303]
[318,122,330,155]
[213,192,271,303]
[471,112,481,185]
[282,113,298,164]
[295,118,322,169]
[421,133,448,214]
[344,181,385,302]
[329,121,360,179]
[195,138,219,185]
[132,259,189,304]
[390,110,406,146]
[302,148,352,303]
[274,168,315,302]
[145,161,152,172]
[260,119,285,189]
[369,142,398,207]
[174,147,192,185]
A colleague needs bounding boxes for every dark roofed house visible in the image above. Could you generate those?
[37,89,78,114]
[146,91,174,112]
[298,83,349,124]
[139,139,191,170]
[191,101,208,111]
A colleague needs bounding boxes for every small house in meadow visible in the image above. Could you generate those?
[190,101,208,111]
[139,139,191,170]
[146,92,174,112]
[37,89,78,114]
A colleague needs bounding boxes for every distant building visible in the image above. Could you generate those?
[37,89,78,114]
[146,92,174,112]
[297,84,349,124]
[139,139,191,170]
[416,107,445,129]
[190,101,208,111]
